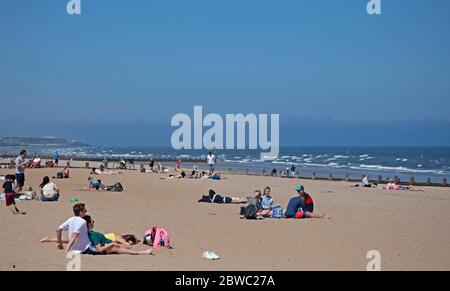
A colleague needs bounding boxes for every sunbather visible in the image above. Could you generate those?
[198,189,247,204]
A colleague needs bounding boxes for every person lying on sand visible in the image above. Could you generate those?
[41,228,140,250]
[55,204,152,256]
[198,189,247,204]
[284,185,331,219]
[161,171,186,180]
[384,179,411,191]
[87,177,107,190]
[82,215,152,255]
[91,167,121,175]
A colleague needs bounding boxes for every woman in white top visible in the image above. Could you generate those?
[40,176,60,202]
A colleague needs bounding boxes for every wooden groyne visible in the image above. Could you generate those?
[1,155,448,187]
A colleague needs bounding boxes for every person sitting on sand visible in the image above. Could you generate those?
[211,170,222,180]
[176,159,182,172]
[261,186,280,216]
[362,174,377,187]
[248,190,267,219]
[119,159,127,170]
[198,189,247,204]
[2,174,25,215]
[88,177,107,190]
[90,167,103,175]
[56,203,97,254]
[284,185,330,219]
[30,156,41,168]
[63,167,70,178]
[39,176,60,202]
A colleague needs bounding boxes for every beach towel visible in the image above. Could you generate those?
[272,207,283,219]
[242,204,258,220]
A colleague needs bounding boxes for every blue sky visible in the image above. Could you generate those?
[1,0,449,146]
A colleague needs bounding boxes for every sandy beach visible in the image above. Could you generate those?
[1,166,449,271]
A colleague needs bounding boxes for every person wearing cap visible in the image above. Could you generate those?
[284,185,330,219]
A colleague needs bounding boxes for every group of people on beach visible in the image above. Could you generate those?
[199,185,331,220]
[40,203,154,256]
[1,150,70,213]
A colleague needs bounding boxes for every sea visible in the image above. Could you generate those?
[1,145,449,183]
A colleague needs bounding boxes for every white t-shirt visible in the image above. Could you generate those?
[362,176,369,185]
[42,182,58,196]
[59,217,92,253]
[207,154,215,165]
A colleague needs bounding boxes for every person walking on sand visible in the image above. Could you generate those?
[284,185,331,219]
[15,149,27,194]
[3,174,26,215]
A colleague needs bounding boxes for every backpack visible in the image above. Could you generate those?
[272,207,283,219]
[144,227,171,249]
[242,204,258,220]
[56,172,64,179]
[107,182,123,192]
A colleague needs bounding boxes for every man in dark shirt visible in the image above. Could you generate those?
[284,185,330,219]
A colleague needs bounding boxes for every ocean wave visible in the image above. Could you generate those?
[352,164,443,174]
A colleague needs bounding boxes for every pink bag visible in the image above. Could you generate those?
[144,227,171,249]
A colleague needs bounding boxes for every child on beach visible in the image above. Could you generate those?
[284,185,330,219]
[2,175,25,215]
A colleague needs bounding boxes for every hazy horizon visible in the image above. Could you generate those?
[1,0,449,146]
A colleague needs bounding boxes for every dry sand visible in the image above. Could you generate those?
[1,167,449,271]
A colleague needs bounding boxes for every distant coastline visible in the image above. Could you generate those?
[0,137,88,147]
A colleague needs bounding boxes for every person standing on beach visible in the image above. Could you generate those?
[15,149,27,194]
[290,164,296,177]
[207,152,216,175]
[149,159,155,171]
[53,151,60,167]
